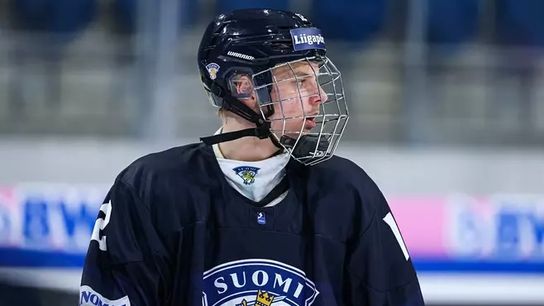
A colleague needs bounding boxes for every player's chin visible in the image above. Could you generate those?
[288,119,316,133]
[288,128,315,139]
[277,119,314,138]
[290,120,313,133]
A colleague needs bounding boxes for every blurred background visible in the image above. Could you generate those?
[0,0,543,305]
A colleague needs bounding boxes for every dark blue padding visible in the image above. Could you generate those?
[414,259,544,274]
[11,0,49,31]
[113,0,199,34]
[427,0,480,45]
[216,0,290,15]
[113,0,136,33]
[496,0,544,47]
[311,0,387,43]
[12,0,97,35]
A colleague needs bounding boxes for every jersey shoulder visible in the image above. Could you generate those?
[116,142,216,193]
[311,155,374,188]
[305,155,388,237]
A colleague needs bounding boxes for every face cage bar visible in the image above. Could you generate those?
[252,56,349,166]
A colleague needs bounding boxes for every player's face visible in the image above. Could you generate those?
[267,61,327,137]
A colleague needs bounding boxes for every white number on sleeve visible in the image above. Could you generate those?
[90,201,112,251]
[383,212,410,260]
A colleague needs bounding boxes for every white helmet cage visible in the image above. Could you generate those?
[219,55,349,166]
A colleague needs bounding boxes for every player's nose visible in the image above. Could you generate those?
[309,85,327,106]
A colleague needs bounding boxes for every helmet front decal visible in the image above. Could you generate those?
[290,27,326,51]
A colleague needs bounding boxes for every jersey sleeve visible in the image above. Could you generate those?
[80,179,170,306]
[346,181,425,306]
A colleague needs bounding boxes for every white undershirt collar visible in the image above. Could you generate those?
[212,128,290,206]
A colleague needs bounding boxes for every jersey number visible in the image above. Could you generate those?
[383,212,410,260]
[90,201,112,251]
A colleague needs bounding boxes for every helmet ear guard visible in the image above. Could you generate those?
[227,70,276,119]
[228,73,254,100]
[200,69,281,147]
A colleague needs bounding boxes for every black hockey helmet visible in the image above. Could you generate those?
[198,9,326,101]
[198,9,349,166]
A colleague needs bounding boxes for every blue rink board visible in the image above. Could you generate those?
[1,248,543,274]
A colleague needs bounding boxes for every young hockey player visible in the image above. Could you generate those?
[80,8,425,306]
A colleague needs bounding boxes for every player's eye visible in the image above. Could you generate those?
[289,78,304,88]
[296,76,313,84]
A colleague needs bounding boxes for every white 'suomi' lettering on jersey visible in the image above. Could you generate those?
[202,259,319,306]
[80,285,131,306]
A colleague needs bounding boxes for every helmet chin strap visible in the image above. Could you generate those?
[280,134,330,159]
[200,86,282,148]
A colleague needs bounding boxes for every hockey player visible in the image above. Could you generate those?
[80,9,425,306]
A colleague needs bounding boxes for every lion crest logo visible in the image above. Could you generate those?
[233,166,260,185]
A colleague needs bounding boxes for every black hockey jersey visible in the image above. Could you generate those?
[80,143,424,306]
